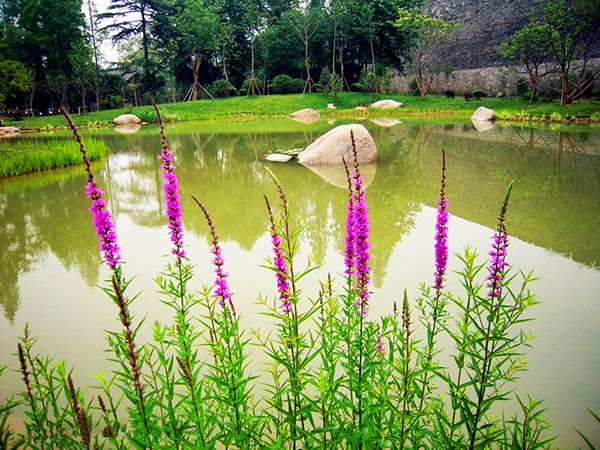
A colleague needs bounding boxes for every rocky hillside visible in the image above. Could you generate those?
[425,0,534,69]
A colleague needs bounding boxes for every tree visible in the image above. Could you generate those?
[0,59,34,112]
[288,7,322,93]
[86,0,104,110]
[395,8,456,97]
[100,0,162,92]
[170,0,218,101]
[499,22,558,99]
[535,0,600,105]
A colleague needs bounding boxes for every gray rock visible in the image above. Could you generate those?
[471,106,496,121]
[265,153,293,162]
[0,126,20,137]
[371,99,403,109]
[297,124,377,165]
[290,108,320,120]
[471,118,496,132]
[113,114,142,125]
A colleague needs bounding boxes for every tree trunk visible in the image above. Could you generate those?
[192,54,201,101]
[332,23,337,74]
[88,0,101,111]
[561,72,572,105]
[304,38,312,94]
[222,43,229,82]
[140,5,150,87]
[369,37,375,67]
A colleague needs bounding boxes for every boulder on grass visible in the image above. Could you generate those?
[290,108,320,123]
[113,114,142,126]
[371,99,403,109]
[297,124,377,165]
[471,106,496,121]
[0,126,20,137]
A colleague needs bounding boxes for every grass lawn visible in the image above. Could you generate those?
[0,138,109,177]
[3,92,600,131]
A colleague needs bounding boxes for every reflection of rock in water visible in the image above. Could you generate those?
[471,118,495,132]
[290,116,320,125]
[114,124,142,134]
[304,163,377,189]
[370,118,402,127]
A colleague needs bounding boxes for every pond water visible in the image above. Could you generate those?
[1,118,599,447]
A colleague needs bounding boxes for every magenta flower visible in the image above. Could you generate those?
[434,150,448,291]
[160,147,185,260]
[353,173,371,314]
[86,181,121,269]
[211,244,232,307]
[344,164,371,316]
[486,184,512,300]
[344,188,357,276]
[271,230,292,314]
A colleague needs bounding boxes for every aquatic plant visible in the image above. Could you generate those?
[1,107,554,449]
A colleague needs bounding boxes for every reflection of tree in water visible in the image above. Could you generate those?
[408,125,600,268]
[0,169,101,321]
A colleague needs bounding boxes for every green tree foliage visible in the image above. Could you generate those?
[395,7,456,97]
[499,22,558,99]
[0,59,33,110]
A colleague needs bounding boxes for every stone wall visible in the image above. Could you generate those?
[392,58,600,95]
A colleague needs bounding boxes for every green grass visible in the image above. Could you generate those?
[3,92,600,130]
[0,138,109,178]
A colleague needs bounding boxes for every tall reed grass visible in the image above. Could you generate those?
[1,105,571,449]
[0,138,108,178]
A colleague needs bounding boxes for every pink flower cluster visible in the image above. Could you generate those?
[160,147,185,259]
[270,231,292,314]
[434,191,448,291]
[85,181,121,269]
[211,243,232,306]
[487,228,509,299]
[344,170,371,315]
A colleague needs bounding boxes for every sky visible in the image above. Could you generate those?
[92,0,126,65]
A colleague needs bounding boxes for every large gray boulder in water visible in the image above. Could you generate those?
[471,106,496,121]
[297,124,377,165]
[113,114,142,125]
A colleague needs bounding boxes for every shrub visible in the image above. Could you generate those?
[209,79,238,98]
[464,92,473,100]
[354,65,394,93]
[269,74,305,94]
[317,67,344,97]
[241,77,264,95]
[473,90,487,99]
[444,89,455,98]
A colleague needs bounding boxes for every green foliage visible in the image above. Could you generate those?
[317,67,344,97]
[0,138,109,177]
[0,59,34,109]
[208,79,238,98]
[354,65,394,93]
[473,90,487,99]
[268,74,304,94]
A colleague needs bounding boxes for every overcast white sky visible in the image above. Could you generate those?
[92,0,127,65]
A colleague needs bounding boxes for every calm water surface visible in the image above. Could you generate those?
[1,118,599,447]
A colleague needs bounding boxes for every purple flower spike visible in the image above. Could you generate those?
[353,171,371,315]
[265,196,292,314]
[86,181,121,270]
[486,184,513,300]
[160,147,186,260]
[434,149,448,291]
[153,101,186,261]
[344,189,358,276]
[211,244,232,307]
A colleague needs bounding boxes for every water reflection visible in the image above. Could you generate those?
[1,121,599,319]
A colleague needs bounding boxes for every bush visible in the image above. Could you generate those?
[209,79,238,98]
[269,74,305,94]
[241,77,264,95]
[473,90,487,99]
[409,78,420,96]
[354,65,394,93]
[464,92,473,101]
[100,95,123,110]
[444,90,456,98]
[317,67,344,97]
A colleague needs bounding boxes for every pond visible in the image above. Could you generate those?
[0,118,599,447]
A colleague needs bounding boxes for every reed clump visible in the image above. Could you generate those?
[0,138,108,178]
[1,105,567,449]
